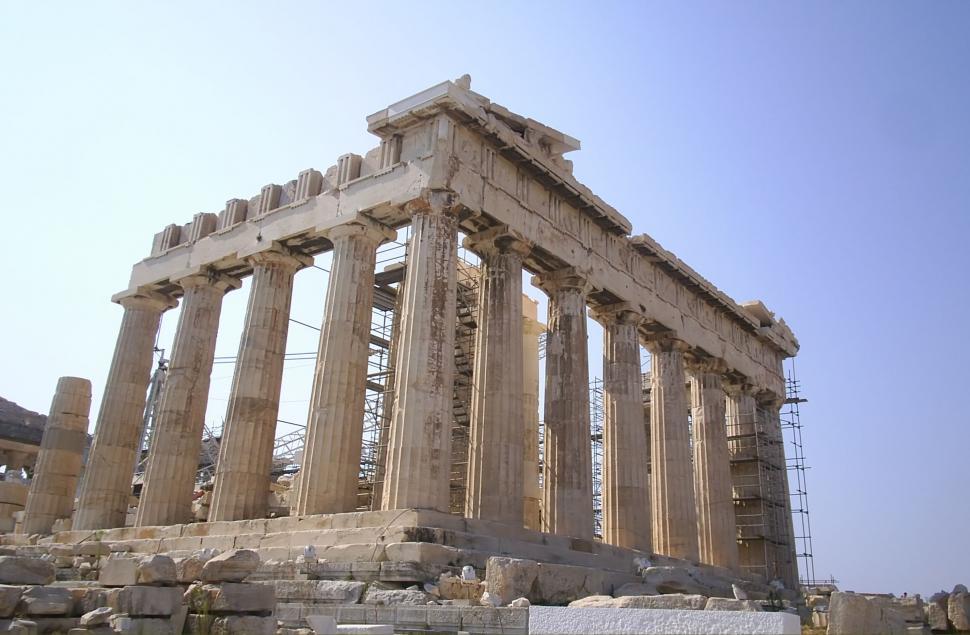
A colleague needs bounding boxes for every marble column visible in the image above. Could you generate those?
[521,298,543,531]
[381,191,459,513]
[208,246,310,522]
[463,226,530,525]
[594,304,651,552]
[295,219,394,515]
[687,356,738,570]
[21,377,91,535]
[759,394,799,589]
[534,268,594,540]
[74,291,175,530]
[644,335,699,561]
[135,271,240,527]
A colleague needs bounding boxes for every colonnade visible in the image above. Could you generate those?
[73,191,785,573]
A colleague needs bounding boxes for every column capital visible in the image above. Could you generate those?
[641,332,689,355]
[531,266,594,296]
[322,217,396,245]
[117,289,178,312]
[462,224,531,259]
[404,188,462,218]
[756,390,785,410]
[722,376,757,398]
[175,269,242,294]
[245,243,313,272]
[684,352,728,376]
[589,302,643,328]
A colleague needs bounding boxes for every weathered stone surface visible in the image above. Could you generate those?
[949,592,970,631]
[136,554,177,586]
[20,586,73,615]
[614,594,707,610]
[828,591,907,635]
[484,557,538,606]
[0,585,22,618]
[613,582,659,597]
[174,555,206,584]
[531,563,606,606]
[704,597,764,611]
[892,596,924,623]
[111,614,175,635]
[117,585,183,617]
[79,606,113,626]
[362,587,436,606]
[927,600,949,631]
[437,573,484,602]
[264,580,365,604]
[201,549,260,583]
[185,582,275,614]
[0,556,55,585]
[99,557,138,587]
[640,566,732,598]
[185,614,276,635]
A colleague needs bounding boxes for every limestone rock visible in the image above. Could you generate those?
[949,592,970,631]
[893,596,925,623]
[640,566,731,598]
[614,593,707,610]
[567,595,615,608]
[186,614,277,635]
[532,562,603,606]
[927,600,949,631]
[265,579,365,604]
[484,557,539,606]
[362,586,436,606]
[479,591,501,607]
[200,549,260,583]
[704,597,764,611]
[174,556,205,584]
[79,606,113,626]
[0,584,23,618]
[117,585,183,617]
[0,556,55,585]
[111,615,174,634]
[136,555,176,586]
[305,614,337,635]
[19,586,72,616]
[828,591,907,635]
[185,582,275,614]
[437,573,484,602]
[99,557,138,587]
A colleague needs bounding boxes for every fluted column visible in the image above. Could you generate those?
[381,191,459,513]
[136,271,240,527]
[463,226,530,525]
[534,268,594,540]
[74,292,175,530]
[687,355,738,570]
[21,377,91,535]
[758,393,799,589]
[521,299,543,531]
[593,304,651,552]
[644,335,699,561]
[295,219,394,515]
[209,246,310,522]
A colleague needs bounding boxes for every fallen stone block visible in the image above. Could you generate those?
[185,582,275,615]
[532,562,604,606]
[950,592,970,631]
[19,586,73,616]
[0,556,55,585]
[705,597,764,611]
[185,614,276,635]
[438,572,484,602]
[264,579,365,604]
[79,606,113,627]
[99,557,138,587]
[0,585,23,618]
[201,549,260,583]
[110,614,175,635]
[566,595,614,608]
[640,566,731,598]
[116,585,183,617]
[828,591,907,635]
[136,555,176,586]
[927,600,949,631]
[306,614,337,634]
[362,586,436,606]
[484,557,538,606]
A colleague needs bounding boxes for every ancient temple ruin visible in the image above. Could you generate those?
[23,77,802,592]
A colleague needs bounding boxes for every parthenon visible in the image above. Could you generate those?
[2,77,806,630]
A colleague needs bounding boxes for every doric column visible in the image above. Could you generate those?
[135,271,240,527]
[294,219,394,515]
[381,191,459,513]
[463,226,530,525]
[687,355,738,570]
[534,268,594,540]
[644,335,699,561]
[21,377,91,535]
[593,304,651,552]
[521,299,544,531]
[208,246,310,522]
[758,393,799,589]
[74,291,175,530]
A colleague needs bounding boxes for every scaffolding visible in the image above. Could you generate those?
[781,360,818,586]
[589,377,604,539]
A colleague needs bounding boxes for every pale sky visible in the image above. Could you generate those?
[1,2,968,596]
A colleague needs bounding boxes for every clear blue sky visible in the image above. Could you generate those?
[1,2,967,596]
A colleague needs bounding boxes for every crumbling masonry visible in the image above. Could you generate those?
[60,77,800,587]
